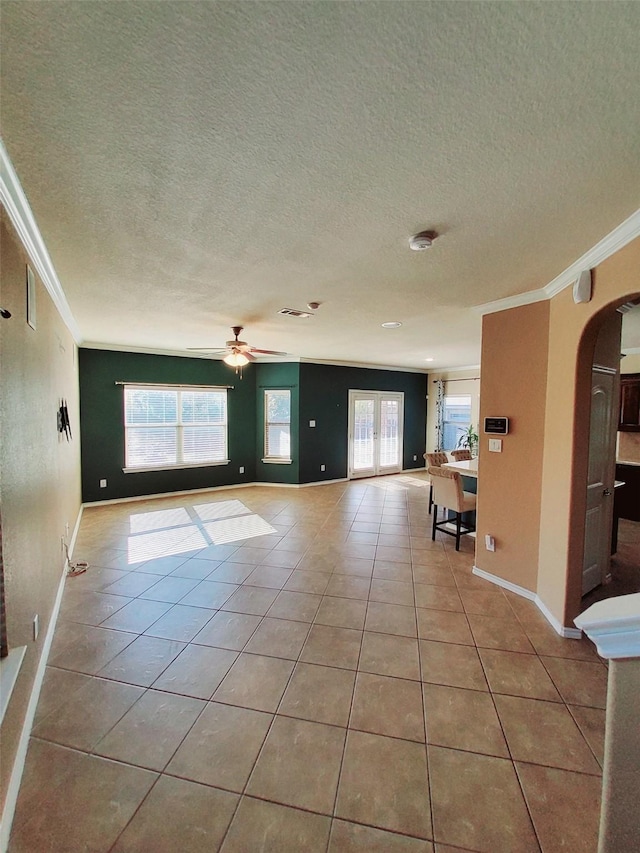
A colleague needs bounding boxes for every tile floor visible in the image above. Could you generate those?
[9,474,610,852]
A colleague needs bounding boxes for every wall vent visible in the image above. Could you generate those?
[278,308,312,318]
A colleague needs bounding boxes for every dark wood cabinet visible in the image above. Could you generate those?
[619,373,640,431]
[615,463,640,522]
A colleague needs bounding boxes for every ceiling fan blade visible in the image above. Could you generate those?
[186,347,228,353]
[244,352,257,362]
[250,348,288,356]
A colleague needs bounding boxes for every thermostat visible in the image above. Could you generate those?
[484,417,509,435]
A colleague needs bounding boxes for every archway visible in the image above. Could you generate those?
[565,292,640,624]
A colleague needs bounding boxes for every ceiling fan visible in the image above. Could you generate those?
[188,326,288,370]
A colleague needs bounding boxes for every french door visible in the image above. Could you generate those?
[348,391,404,478]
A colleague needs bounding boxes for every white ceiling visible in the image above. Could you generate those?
[1,1,639,370]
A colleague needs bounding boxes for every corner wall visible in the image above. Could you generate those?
[78,348,257,502]
[0,212,82,816]
[477,235,640,628]
[475,301,550,593]
[298,363,427,483]
[539,238,640,625]
[255,362,300,484]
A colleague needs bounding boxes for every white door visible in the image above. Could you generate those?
[582,368,618,596]
[348,391,404,478]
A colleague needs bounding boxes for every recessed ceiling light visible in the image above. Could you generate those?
[425,358,434,362]
[381,321,402,329]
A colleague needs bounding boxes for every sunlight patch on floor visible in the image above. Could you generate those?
[203,515,277,545]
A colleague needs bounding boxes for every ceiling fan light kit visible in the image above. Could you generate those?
[223,352,249,367]
[187,326,288,375]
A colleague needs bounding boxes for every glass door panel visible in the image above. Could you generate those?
[379,398,399,468]
[353,399,375,472]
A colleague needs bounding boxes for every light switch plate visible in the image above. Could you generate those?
[489,439,502,452]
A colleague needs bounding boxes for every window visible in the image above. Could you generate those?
[123,385,228,471]
[263,389,291,462]
[442,394,471,451]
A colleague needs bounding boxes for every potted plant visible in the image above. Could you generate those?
[457,424,479,457]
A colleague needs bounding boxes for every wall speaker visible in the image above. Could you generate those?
[573,269,592,304]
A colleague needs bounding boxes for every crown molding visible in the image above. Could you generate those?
[428,364,481,375]
[0,139,82,342]
[81,345,430,374]
[298,357,429,374]
[474,208,640,317]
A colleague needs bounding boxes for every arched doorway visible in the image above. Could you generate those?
[566,293,640,623]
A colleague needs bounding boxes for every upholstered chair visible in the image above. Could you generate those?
[428,465,477,550]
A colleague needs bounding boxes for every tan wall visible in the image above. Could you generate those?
[618,352,640,462]
[0,212,82,812]
[475,302,550,592]
[426,369,481,454]
[538,237,640,625]
[477,236,640,626]
[617,431,640,463]
[620,353,640,374]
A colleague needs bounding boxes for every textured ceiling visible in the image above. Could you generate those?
[1,1,639,369]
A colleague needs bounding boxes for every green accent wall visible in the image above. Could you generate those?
[79,349,256,502]
[298,363,427,483]
[79,349,427,501]
[255,362,300,484]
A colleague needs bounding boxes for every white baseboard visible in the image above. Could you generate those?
[84,478,353,505]
[84,481,256,506]
[535,596,583,639]
[0,562,67,852]
[260,478,349,489]
[473,566,537,600]
[68,503,84,558]
[472,565,582,639]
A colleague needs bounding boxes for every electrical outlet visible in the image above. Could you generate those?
[413,455,417,461]
[33,614,39,641]
[239,466,245,474]
[320,464,326,472]
[99,479,107,488]
[485,534,496,552]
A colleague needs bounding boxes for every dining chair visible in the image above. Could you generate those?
[428,465,477,550]
[451,449,472,461]
[424,452,449,513]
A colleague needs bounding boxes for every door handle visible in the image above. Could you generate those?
[603,488,612,497]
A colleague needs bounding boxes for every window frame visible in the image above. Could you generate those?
[442,393,472,452]
[122,383,230,473]
[262,388,292,464]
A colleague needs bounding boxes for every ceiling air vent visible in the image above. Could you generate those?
[278,308,312,318]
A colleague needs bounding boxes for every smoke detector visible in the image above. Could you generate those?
[409,230,437,251]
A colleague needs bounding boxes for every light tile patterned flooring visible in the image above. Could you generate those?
[10,474,609,852]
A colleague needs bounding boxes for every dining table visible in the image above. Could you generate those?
[441,458,478,479]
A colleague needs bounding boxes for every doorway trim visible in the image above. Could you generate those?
[567,293,640,624]
[347,390,404,479]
